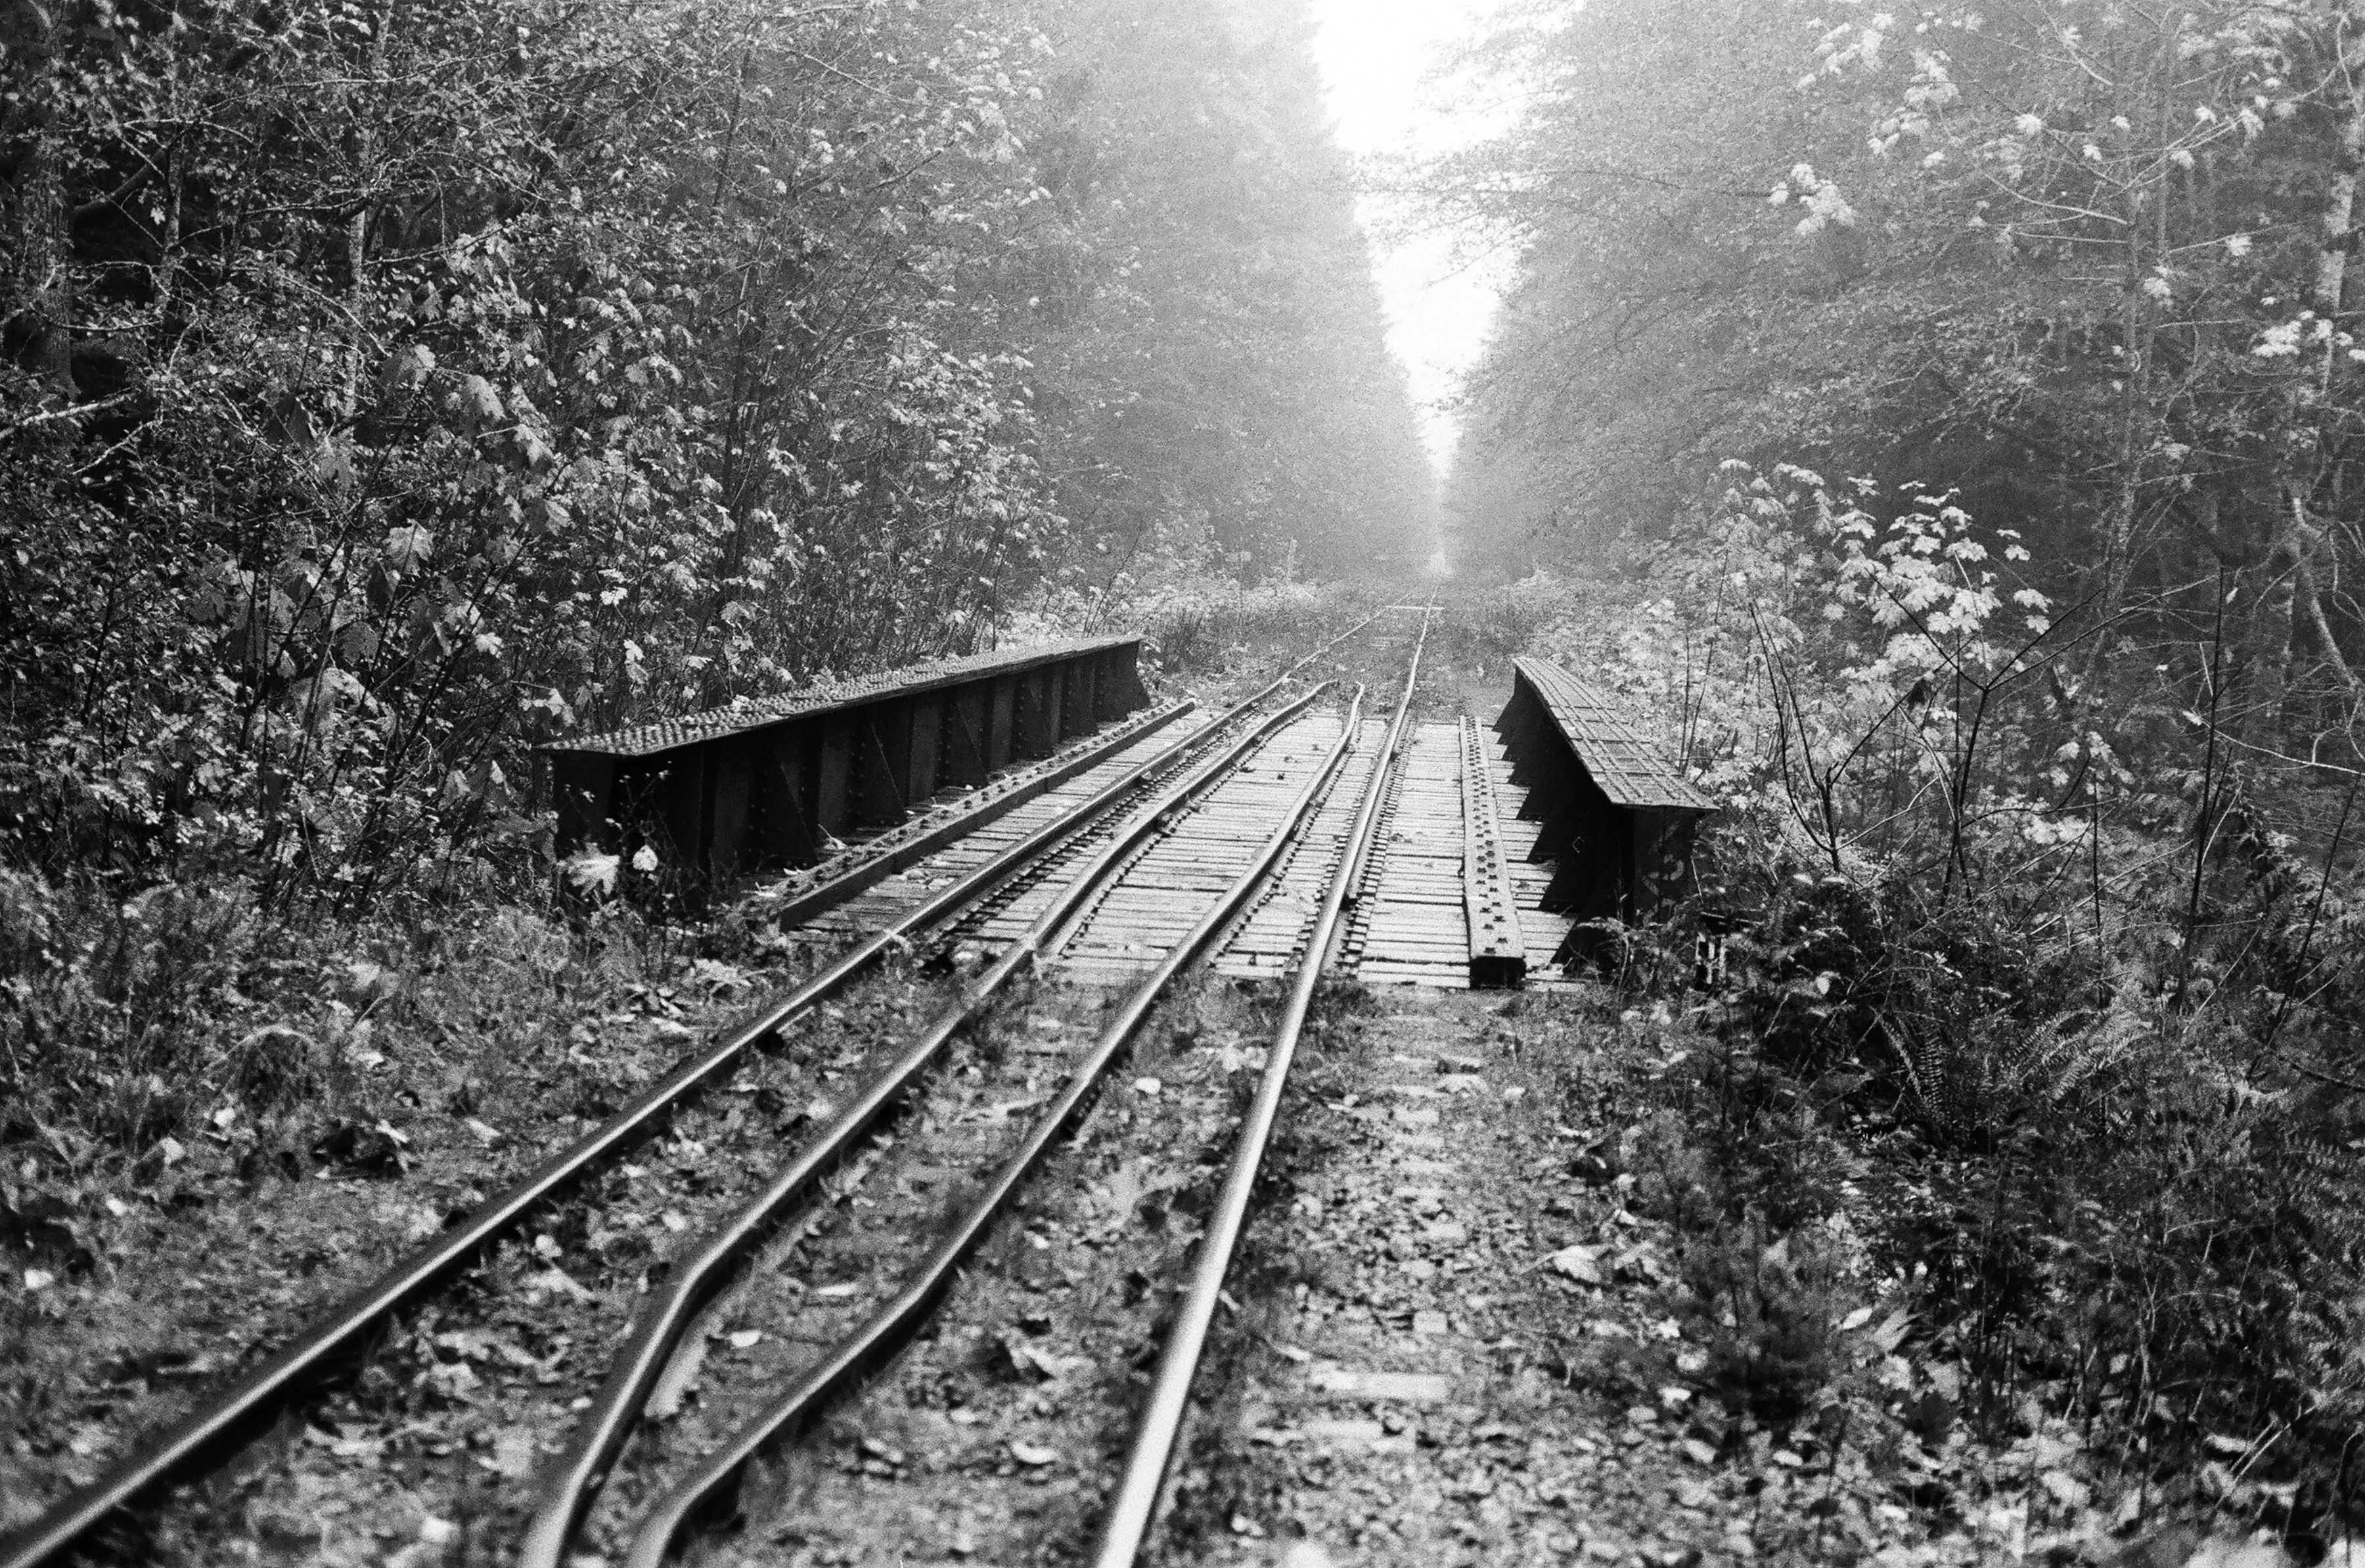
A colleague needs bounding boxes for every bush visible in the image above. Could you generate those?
[1680,1216,1864,1426]
[1578,868,2365,1529]
[0,870,259,1150]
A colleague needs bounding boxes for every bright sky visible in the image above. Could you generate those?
[1308,0,1519,476]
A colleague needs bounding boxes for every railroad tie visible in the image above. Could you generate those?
[1459,714,1527,989]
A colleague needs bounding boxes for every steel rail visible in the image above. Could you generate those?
[1090,610,1432,1568]
[1030,603,1418,962]
[1343,600,1434,902]
[0,668,1336,1568]
[761,698,1192,931]
[618,689,1371,1568]
[516,684,1334,1568]
[1279,603,1387,676]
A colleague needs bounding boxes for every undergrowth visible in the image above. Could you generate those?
[1480,462,2365,1550]
[1569,876,2365,1550]
[0,865,725,1232]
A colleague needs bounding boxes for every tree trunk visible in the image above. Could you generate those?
[2246,4,2365,752]
[2313,7,2363,347]
[340,0,395,414]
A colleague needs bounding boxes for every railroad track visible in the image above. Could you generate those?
[0,610,1431,1568]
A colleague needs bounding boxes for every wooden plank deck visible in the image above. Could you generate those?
[1043,711,1377,983]
[784,707,1223,941]
[769,696,1583,995]
[1341,719,1578,989]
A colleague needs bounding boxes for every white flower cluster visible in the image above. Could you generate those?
[1768,162,1858,236]
[1904,49,1958,110]
[1809,12,1896,82]
[1974,114,2046,183]
[1868,54,1961,156]
[2252,312,2362,361]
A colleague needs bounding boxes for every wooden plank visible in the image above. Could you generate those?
[908,698,942,803]
[855,712,909,826]
[1461,715,1528,989]
[1341,721,1466,989]
[1065,657,1098,740]
[945,688,989,786]
[989,676,1018,768]
[1092,648,1120,721]
[708,736,756,877]
[757,728,820,867]
[815,713,855,837]
[875,699,913,797]
[659,747,708,869]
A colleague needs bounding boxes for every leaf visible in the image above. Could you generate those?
[1008,1440,1059,1466]
[313,438,357,494]
[2038,1469,2090,1509]
[383,525,435,572]
[524,1266,591,1303]
[690,958,752,992]
[378,343,436,397]
[459,374,505,428]
[1862,1304,1912,1355]
[333,618,380,665]
[562,851,619,897]
[1548,1243,1604,1284]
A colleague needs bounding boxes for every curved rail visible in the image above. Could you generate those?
[619,689,1371,1568]
[0,668,1338,1568]
[517,684,1334,1568]
[1091,608,1432,1567]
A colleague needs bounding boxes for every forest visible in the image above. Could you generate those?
[7,0,2365,1563]
[1435,0,2365,1551]
[0,0,1431,903]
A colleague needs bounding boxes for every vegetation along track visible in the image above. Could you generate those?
[0,609,1428,1568]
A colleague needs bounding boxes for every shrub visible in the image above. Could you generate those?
[0,871,259,1150]
[1680,1217,1864,1426]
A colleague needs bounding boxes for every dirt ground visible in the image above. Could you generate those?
[1138,983,1978,1568]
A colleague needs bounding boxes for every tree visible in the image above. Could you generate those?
[1021,0,1435,584]
[0,0,1429,899]
[1438,0,2361,766]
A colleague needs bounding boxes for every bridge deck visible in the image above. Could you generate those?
[1348,721,1573,989]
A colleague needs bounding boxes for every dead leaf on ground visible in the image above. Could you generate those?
[487,1426,539,1479]
[1546,1243,1604,1284]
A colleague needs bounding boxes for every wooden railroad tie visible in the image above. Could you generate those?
[1458,715,1527,989]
